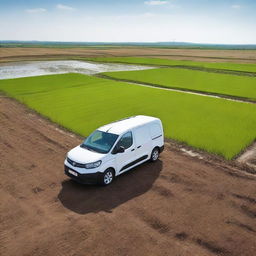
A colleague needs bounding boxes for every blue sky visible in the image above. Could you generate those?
[0,0,255,43]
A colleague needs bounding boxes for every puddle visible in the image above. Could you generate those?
[0,60,154,80]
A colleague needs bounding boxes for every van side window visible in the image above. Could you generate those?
[116,132,133,149]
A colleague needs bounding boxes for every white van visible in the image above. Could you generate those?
[64,115,164,185]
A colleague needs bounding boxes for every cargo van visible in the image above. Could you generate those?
[64,115,164,185]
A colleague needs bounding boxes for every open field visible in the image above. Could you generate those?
[0,73,256,159]
[1,47,256,256]
[1,96,256,256]
[103,68,256,101]
[87,57,256,73]
[1,47,256,63]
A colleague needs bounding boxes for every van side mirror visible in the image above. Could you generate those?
[118,146,125,153]
[113,146,125,154]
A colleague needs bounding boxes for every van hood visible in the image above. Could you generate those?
[67,145,105,164]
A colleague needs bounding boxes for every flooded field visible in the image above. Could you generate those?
[0,60,153,79]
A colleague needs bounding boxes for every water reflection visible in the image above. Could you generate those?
[0,60,154,80]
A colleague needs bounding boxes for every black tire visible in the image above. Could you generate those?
[100,168,114,186]
[150,147,160,162]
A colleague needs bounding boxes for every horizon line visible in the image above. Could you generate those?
[1,40,256,46]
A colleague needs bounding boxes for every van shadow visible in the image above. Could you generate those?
[58,160,163,214]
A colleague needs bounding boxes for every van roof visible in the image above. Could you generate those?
[98,115,159,135]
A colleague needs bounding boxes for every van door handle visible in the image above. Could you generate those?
[137,145,141,148]
[131,148,135,151]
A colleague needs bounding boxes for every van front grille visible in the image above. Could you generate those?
[67,157,86,168]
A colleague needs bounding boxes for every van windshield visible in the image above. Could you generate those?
[81,130,119,154]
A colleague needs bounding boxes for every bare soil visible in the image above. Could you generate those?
[237,142,256,170]
[1,97,256,256]
[1,47,256,63]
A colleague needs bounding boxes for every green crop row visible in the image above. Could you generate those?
[103,68,256,101]
[0,73,255,159]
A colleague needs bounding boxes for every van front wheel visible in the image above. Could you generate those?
[100,168,114,186]
[150,147,159,162]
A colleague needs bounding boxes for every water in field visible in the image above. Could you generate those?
[0,60,153,80]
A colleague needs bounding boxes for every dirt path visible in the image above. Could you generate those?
[1,97,256,256]
[97,74,256,105]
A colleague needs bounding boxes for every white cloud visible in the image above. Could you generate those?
[231,4,241,9]
[56,4,75,10]
[144,1,168,6]
[25,8,47,13]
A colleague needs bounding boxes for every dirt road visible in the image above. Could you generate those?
[1,97,256,256]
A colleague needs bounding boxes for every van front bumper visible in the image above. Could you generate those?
[64,165,101,184]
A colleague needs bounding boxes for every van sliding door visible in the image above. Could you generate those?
[134,126,152,161]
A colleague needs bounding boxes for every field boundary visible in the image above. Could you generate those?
[165,138,256,174]
[97,73,256,104]
[135,54,256,62]
[85,59,256,77]
[1,72,255,161]
[1,94,254,174]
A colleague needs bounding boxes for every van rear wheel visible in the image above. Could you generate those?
[100,168,114,186]
[150,147,159,162]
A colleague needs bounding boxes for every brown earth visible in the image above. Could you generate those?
[1,47,256,63]
[237,142,256,170]
[1,97,256,256]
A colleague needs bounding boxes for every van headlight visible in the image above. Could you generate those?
[85,160,102,169]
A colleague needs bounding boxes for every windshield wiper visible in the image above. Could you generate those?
[80,144,91,150]
[80,144,98,152]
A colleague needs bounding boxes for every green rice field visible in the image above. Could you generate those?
[86,57,256,73]
[0,73,255,160]
[103,68,256,100]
